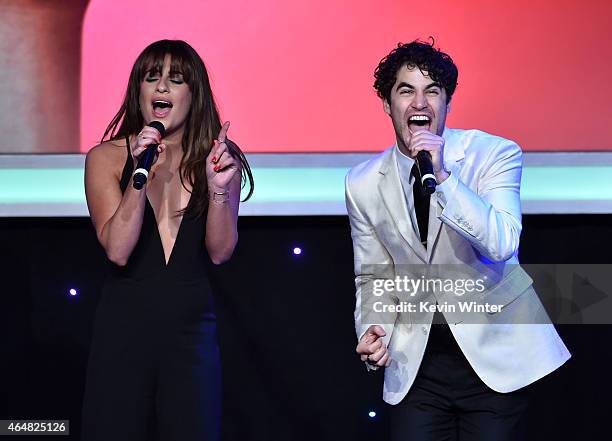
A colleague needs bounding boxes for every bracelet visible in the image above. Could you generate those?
[209,189,230,204]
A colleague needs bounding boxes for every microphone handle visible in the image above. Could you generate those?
[133,144,159,190]
[416,151,437,195]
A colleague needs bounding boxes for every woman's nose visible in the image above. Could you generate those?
[156,80,169,93]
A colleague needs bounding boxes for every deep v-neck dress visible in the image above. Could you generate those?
[82,140,221,441]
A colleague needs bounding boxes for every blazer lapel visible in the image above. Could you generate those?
[427,193,444,262]
[427,128,466,261]
[378,148,428,263]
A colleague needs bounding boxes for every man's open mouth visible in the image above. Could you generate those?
[408,114,431,130]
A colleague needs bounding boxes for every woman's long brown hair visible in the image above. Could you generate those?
[102,39,253,218]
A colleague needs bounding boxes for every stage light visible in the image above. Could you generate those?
[293,247,302,255]
[368,411,376,418]
[69,288,78,296]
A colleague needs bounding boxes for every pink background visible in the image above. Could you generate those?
[81,0,612,152]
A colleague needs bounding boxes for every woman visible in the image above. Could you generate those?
[82,39,253,441]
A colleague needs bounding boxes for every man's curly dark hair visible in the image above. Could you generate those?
[374,39,458,104]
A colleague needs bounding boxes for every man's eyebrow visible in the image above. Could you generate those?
[395,82,442,91]
[395,82,414,91]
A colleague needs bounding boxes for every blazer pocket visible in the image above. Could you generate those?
[477,265,534,314]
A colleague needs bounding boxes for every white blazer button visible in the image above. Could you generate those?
[421,326,428,334]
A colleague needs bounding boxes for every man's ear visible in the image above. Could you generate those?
[446,98,452,113]
[383,98,391,116]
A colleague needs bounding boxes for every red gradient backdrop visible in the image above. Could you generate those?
[81,0,612,152]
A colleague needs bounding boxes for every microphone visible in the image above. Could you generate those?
[416,151,437,195]
[133,121,166,190]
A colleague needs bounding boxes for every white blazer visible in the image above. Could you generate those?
[345,128,570,405]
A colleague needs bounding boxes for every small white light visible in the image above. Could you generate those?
[368,411,376,418]
[293,247,302,255]
[69,288,77,296]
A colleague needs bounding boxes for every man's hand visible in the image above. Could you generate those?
[356,325,391,368]
[408,129,450,183]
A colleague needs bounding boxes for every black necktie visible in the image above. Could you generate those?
[412,164,448,326]
[411,163,431,248]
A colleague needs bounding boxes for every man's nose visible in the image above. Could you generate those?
[411,92,427,109]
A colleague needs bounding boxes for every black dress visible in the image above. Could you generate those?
[82,141,220,441]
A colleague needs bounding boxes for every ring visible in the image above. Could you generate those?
[218,138,226,144]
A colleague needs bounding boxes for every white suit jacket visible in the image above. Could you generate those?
[345,128,570,405]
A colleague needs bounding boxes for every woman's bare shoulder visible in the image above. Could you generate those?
[86,139,129,171]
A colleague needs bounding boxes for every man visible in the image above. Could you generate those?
[345,40,570,440]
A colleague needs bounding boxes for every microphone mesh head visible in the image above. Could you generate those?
[147,121,166,137]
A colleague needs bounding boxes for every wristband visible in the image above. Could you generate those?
[209,189,229,204]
